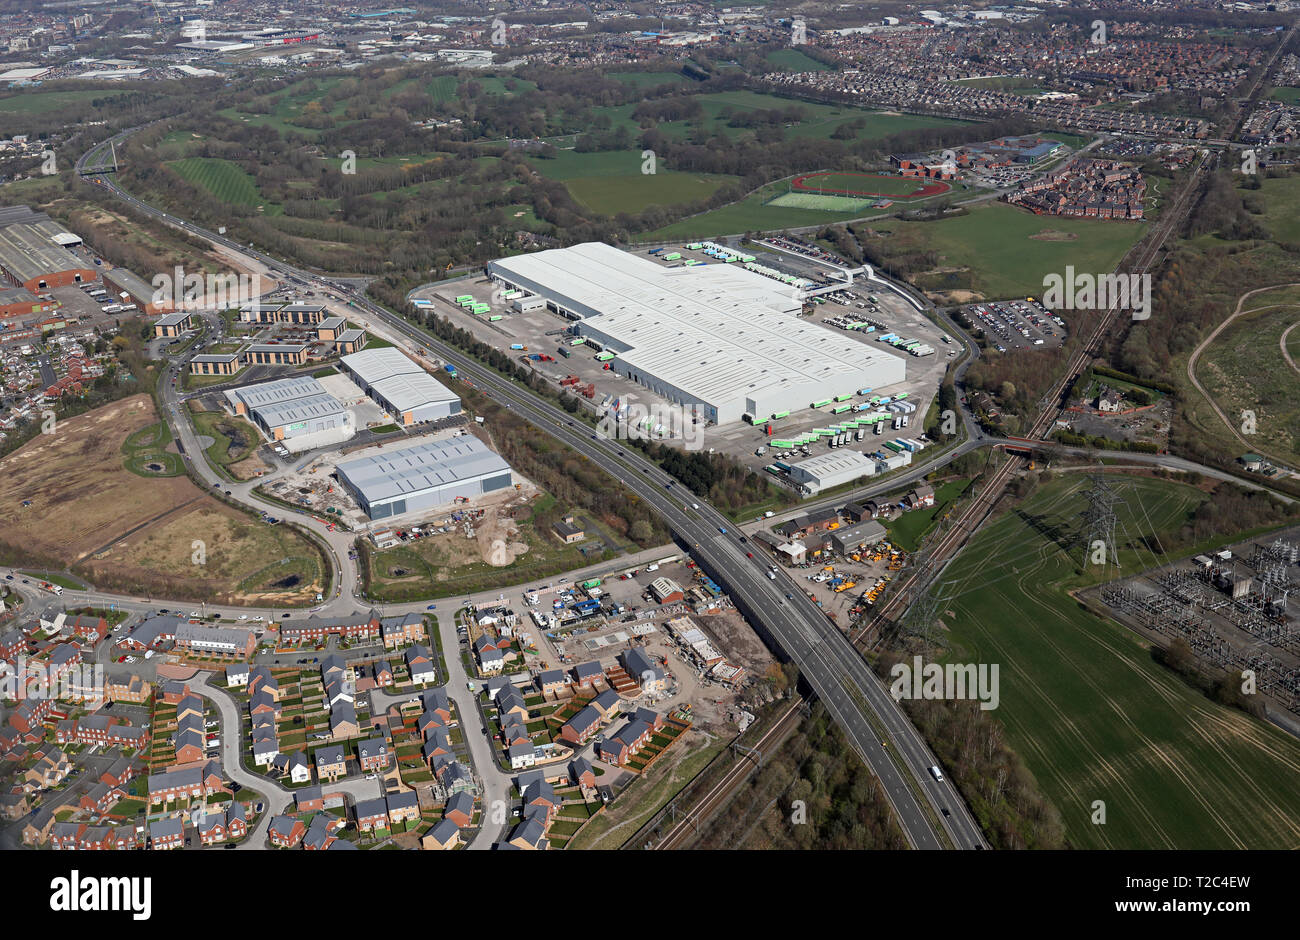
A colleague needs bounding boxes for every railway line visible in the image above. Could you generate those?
[650,698,806,850]
[853,147,1211,648]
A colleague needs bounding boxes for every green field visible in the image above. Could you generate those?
[884,478,970,551]
[528,148,737,215]
[940,474,1300,848]
[167,157,268,208]
[1256,174,1300,244]
[1269,86,1300,105]
[568,172,735,215]
[0,89,132,113]
[527,149,656,181]
[1194,290,1300,459]
[648,180,888,239]
[765,49,832,72]
[120,421,184,477]
[953,76,1048,96]
[794,172,941,197]
[593,90,966,146]
[471,75,538,96]
[873,202,1144,299]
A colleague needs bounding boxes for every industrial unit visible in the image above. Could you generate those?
[486,242,905,425]
[785,450,878,494]
[0,205,96,292]
[224,375,353,451]
[335,435,512,521]
[103,266,171,315]
[340,347,461,426]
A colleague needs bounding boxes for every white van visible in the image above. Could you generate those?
[929,765,943,781]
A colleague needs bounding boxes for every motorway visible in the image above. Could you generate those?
[76,131,991,850]
[70,112,1294,849]
[75,116,1298,850]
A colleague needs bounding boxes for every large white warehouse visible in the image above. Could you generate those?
[487,242,905,425]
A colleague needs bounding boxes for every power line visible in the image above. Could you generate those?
[1078,469,1124,573]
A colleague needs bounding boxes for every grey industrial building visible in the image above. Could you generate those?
[224,375,353,451]
[0,205,96,292]
[786,450,877,494]
[827,520,888,555]
[335,435,512,520]
[340,347,461,426]
[486,242,906,425]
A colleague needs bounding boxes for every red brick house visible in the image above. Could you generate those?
[70,615,109,645]
[268,815,307,848]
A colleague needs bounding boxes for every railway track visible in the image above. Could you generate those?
[852,148,1211,648]
[650,698,806,850]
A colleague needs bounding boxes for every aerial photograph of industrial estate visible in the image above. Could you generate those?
[0,0,1296,917]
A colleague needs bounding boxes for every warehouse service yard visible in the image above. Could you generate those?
[411,241,952,477]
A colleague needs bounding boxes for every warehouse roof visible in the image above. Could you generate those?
[225,375,325,410]
[369,371,459,412]
[488,243,902,417]
[103,266,155,302]
[0,206,91,285]
[829,519,887,547]
[0,286,37,305]
[224,375,347,428]
[340,346,424,385]
[336,435,510,504]
[789,450,877,479]
[155,312,192,327]
[254,393,346,428]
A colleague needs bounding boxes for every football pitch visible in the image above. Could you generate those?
[792,171,949,198]
[767,191,877,212]
[938,474,1300,849]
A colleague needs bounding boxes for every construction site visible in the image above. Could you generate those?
[1094,528,1300,718]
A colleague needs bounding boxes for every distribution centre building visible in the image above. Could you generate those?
[340,347,461,426]
[486,242,906,425]
[335,435,512,520]
[224,375,354,451]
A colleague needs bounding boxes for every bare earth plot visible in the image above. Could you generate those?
[0,395,323,604]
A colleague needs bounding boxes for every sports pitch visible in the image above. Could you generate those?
[767,191,877,212]
[792,171,951,198]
